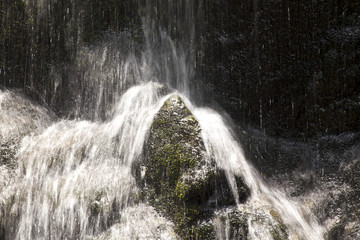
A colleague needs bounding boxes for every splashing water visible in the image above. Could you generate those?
[0,83,176,239]
[1,74,326,240]
[188,106,324,240]
[0,89,55,142]
[0,1,326,239]
[1,55,325,240]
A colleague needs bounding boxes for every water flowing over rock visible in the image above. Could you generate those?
[135,95,250,238]
[0,89,56,218]
[0,70,327,240]
[0,83,178,239]
[1,0,359,239]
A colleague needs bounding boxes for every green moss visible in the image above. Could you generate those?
[147,143,196,192]
[136,95,250,239]
[175,180,191,201]
[140,96,210,238]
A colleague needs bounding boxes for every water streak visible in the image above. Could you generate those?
[189,106,324,240]
[0,83,174,239]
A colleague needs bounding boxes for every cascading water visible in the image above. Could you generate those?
[188,106,324,240]
[1,82,178,239]
[0,1,326,239]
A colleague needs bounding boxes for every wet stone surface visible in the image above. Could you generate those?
[134,95,250,239]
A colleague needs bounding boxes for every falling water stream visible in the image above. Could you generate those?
[189,106,324,240]
[0,1,325,239]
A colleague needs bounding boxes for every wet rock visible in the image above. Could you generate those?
[213,209,249,240]
[134,95,250,239]
[0,140,17,168]
[0,89,57,238]
[0,88,57,193]
[312,158,360,239]
[341,159,360,221]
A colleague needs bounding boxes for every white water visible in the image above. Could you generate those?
[189,106,325,240]
[0,89,55,142]
[0,1,326,239]
[0,83,177,239]
[94,204,177,240]
[1,86,324,239]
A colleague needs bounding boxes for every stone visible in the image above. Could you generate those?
[133,95,250,239]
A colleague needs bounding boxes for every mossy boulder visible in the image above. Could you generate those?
[134,95,250,239]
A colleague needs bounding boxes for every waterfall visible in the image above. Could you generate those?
[189,107,324,239]
[0,1,326,239]
[1,82,182,239]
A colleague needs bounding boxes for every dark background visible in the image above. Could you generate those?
[1,0,359,138]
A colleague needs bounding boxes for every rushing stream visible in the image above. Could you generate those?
[0,1,327,239]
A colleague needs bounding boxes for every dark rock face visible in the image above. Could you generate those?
[321,159,360,240]
[240,130,360,239]
[194,1,360,138]
[134,95,250,239]
[2,0,359,138]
